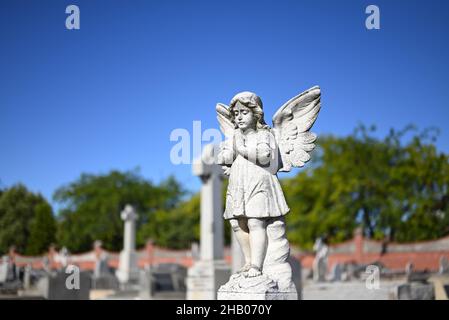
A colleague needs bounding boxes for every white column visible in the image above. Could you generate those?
[116,205,139,286]
[200,173,223,261]
[187,144,231,300]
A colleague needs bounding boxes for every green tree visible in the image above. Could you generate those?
[138,194,200,249]
[54,169,185,253]
[283,125,449,249]
[28,202,57,255]
[0,184,56,255]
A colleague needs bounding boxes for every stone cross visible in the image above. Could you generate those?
[116,204,140,286]
[121,205,138,253]
[186,144,230,299]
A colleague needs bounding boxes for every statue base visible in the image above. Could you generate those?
[186,260,231,300]
[217,273,297,300]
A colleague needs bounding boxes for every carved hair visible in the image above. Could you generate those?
[229,91,270,130]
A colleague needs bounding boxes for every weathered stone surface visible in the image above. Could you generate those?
[218,273,297,300]
[262,217,297,294]
[397,282,435,300]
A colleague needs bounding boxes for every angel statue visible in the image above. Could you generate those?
[216,86,321,289]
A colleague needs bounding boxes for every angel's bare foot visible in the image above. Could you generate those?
[244,266,262,278]
[237,263,251,274]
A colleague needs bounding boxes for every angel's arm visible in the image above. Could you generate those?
[217,138,235,166]
[235,131,273,166]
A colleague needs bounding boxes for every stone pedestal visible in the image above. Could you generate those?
[217,273,297,300]
[187,260,230,300]
[218,216,298,300]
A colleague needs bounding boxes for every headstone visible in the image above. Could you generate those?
[92,241,119,290]
[140,263,187,299]
[191,242,200,261]
[42,256,51,274]
[116,204,140,288]
[0,256,8,284]
[439,256,449,275]
[58,247,70,269]
[23,264,31,290]
[405,262,414,276]
[397,282,435,300]
[37,270,90,300]
[139,265,154,299]
[0,255,17,284]
[330,263,343,282]
[312,238,328,282]
[187,144,231,300]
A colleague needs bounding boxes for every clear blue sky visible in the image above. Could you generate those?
[1,0,449,206]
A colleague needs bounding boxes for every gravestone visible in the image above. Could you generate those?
[37,270,91,300]
[58,247,70,269]
[23,264,31,290]
[330,263,343,282]
[116,205,140,288]
[405,262,414,276]
[92,240,119,290]
[439,256,449,275]
[0,256,9,284]
[312,238,328,282]
[139,266,155,299]
[0,255,22,293]
[140,263,187,299]
[187,144,231,300]
[191,242,200,261]
[397,282,435,300]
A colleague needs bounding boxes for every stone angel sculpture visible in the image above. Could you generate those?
[216,86,321,293]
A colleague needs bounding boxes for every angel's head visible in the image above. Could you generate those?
[229,92,268,131]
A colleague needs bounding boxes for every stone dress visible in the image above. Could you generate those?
[220,129,290,220]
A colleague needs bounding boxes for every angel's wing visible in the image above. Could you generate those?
[216,103,234,138]
[216,103,235,170]
[272,86,321,172]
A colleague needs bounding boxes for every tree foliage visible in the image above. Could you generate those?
[0,184,56,255]
[138,194,200,249]
[2,125,448,254]
[283,125,449,249]
[54,170,185,253]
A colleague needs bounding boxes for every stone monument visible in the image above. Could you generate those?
[186,144,231,300]
[92,240,118,290]
[439,256,449,274]
[116,204,140,288]
[215,86,321,300]
[312,237,329,282]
